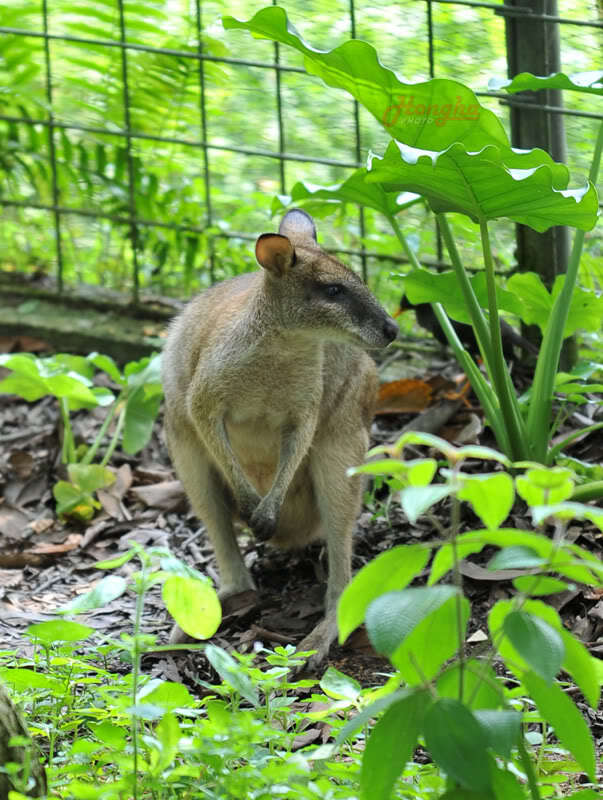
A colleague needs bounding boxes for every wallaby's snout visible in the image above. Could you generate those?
[383,315,399,345]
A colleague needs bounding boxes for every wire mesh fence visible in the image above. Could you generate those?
[0,0,601,306]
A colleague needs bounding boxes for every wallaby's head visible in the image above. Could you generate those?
[255,209,398,350]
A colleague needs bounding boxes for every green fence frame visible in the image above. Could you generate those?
[0,0,601,304]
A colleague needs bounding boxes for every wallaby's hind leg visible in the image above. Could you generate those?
[300,433,367,666]
[166,421,255,642]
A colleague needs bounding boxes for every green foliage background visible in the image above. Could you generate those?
[0,0,600,300]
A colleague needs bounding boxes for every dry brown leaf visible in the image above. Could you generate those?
[0,335,51,353]
[8,450,35,480]
[29,533,82,555]
[459,561,539,581]
[376,379,433,415]
[0,506,32,540]
[130,480,185,511]
[29,518,55,535]
[291,729,322,750]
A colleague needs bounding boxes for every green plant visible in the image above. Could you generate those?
[329,430,603,800]
[224,8,601,467]
[0,351,163,519]
[1,543,374,799]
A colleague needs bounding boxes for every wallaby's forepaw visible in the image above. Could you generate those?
[249,500,279,541]
[237,487,262,525]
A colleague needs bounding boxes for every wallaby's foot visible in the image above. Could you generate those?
[168,623,196,646]
[295,614,338,673]
[249,498,279,542]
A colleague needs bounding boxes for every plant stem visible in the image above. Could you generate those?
[517,733,542,800]
[130,563,148,800]
[388,214,509,450]
[60,398,76,464]
[527,119,603,463]
[100,403,126,467]
[81,393,123,466]
[449,466,465,701]
[437,214,494,367]
[479,220,527,461]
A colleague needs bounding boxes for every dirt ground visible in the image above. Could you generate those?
[1,335,602,773]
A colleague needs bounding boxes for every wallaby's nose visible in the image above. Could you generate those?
[383,316,399,343]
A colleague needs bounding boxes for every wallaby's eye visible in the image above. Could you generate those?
[325,284,344,299]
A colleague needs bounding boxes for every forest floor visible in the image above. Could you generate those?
[1,332,602,772]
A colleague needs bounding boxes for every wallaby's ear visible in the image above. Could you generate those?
[278,208,317,245]
[255,233,295,276]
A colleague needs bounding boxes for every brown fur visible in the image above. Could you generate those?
[162,209,398,668]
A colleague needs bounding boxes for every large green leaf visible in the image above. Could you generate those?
[423,699,492,792]
[505,272,603,337]
[361,690,429,800]
[223,6,509,150]
[523,671,596,781]
[473,710,522,760]
[457,472,514,530]
[437,660,503,709]
[392,594,470,683]
[288,169,420,218]
[338,544,431,644]
[502,610,564,682]
[367,140,598,232]
[365,585,458,660]
[400,267,517,324]
[489,70,603,97]
[162,576,221,640]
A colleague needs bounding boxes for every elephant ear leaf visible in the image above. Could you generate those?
[223,6,509,150]
[367,140,598,233]
[489,70,603,96]
[288,169,421,218]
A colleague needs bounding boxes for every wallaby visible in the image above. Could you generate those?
[162,209,398,667]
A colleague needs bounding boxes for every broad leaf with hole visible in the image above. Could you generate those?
[223,6,508,150]
[338,544,431,643]
[429,528,555,585]
[367,140,597,232]
[530,502,603,533]
[489,70,603,96]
